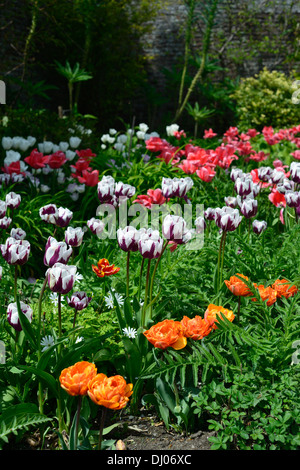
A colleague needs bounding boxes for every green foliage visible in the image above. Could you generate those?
[231,68,300,130]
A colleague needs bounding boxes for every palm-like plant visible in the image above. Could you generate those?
[186,102,214,138]
[55,61,93,114]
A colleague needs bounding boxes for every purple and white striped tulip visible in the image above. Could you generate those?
[7,301,33,332]
[285,191,300,208]
[117,226,141,252]
[10,227,26,240]
[138,228,164,259]
[39,204,58,224]
[252,219,267,235]
[162,214,190,243]
[97,175,115,203]
[1,237,30,265]
[47,262,77,294]
[87,217,105,238]
[0,200,7,218]
[240,198,258,219]
[0,216,12,229]
[290,162,300,184]
[114,181,136,199]
[161,176,193,199]
[53,207,73,228]
[234,176,253,197]
[44,236,72,267]
[214,207,242,232]
[5,191,21,210]
[66,291,92,311]
[65,226,84,247]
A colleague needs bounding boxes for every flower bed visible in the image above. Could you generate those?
[0,121,299,451]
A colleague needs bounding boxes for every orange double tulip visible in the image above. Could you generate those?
[272,278,298,299]
[251,284,277,306]
[180,315,212,340]
[88,373,133,410]
[224,274,252,297]
[143,319,187,350]
[204,304,235,329]
[59,361,97,396]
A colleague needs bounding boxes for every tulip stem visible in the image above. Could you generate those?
[37,275,48,414]
[149,241,169,318]
[98,407,107,450]
[126,251,130,298]
[14,265,18,301]
[217,231,227,294]
[75,395,82,450]
[58,293,62,357]
[137,257,145,303]
[141,259,151,328]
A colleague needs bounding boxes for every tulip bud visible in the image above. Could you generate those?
[65,226,84,247]
[1,237,30,265]
[114,181,136,199]
[53,207,73,228]
[285,191,300,208]
[97,175,115,204]
[195,216,206,233]
[44,236,72,267]
[39,204,58,224]
[162,214,190,243]
[257,166,273,182]
[47,263,77,294]
[204,207,215,220]
[138,228,163,259]
[230,168,244,182]
[10,227,26,240]
[290,162,300,184]
[214,207,242,232]
[0,216,12,229]
[87,217,105,238]
[224,196,238,208]
[161,176,193,198]
[117,226,141,252]
[66,291,92,311]
[5,191,21,209]
[7,301,33,332]
[234,176,253,197]
[240,198,258,219]
[252,219,267,235]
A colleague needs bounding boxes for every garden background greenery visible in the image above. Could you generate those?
[0,0,299,451]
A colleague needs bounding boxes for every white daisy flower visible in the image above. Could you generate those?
[122,327,137,339]
[41,335,55,352]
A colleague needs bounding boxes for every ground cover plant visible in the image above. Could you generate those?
[0,119,299,451]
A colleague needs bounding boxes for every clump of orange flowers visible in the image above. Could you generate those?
[59,361,133,410]
[204,304,235,330]
[225,274,298,307]
[143,319,187,350]
[88,373,133,410]
[92,258,120,278]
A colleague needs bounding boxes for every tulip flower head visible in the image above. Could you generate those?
[67,291,92,311]
[7,301,33,332]
[117,226,141,252]
[214,206,242,232]
[252,219,267,235]
[59,361,97,396]
[290,162,300,184]
[44,236,73,267]
[251,284,277,306]
[39,204,58,224]
[10,227,26,240]
[180,315,212,340]
[143,319,187,350]
[0,200,7,218]
[272,279,298,299]
[65,226,84,247]
[204,304,235,329]
[224,274,252,297]
[88,373,133,410]
[138,228,164,259]
[240,198,258,219]
[1,237,30,265]
[92,258,120,278]
[162,214,191,244]
[53,207,73,228]
[5,191,21,210]
[47,263,77,294]
[87,217,105,238]
[161,176,193,199]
